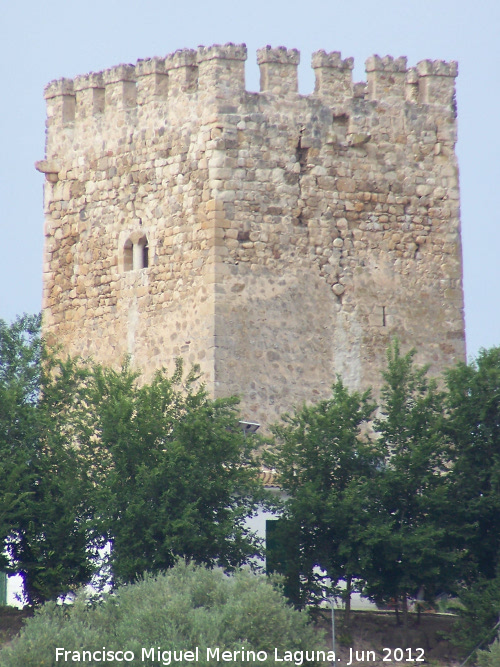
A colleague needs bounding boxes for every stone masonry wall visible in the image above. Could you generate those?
[38,44,465,427]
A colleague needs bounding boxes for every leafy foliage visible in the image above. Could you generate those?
[445,347,500,581]
[0,316,104,604]
[80,360,265,584]
[0,316,265,604]
[449,575,500,655]
[362,341,454,621]
[478,636,500,667]
[0,316,94,603]
[266,378,377,608]
[0,314,41,571]
[0,562,325,667]
[267,341,457,634]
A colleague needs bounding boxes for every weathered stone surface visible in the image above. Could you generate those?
[35,159,62,174]
[40,44,465,428]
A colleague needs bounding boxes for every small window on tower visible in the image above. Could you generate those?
[123,235,149,271]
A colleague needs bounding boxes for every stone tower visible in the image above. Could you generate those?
[37,44,465,427]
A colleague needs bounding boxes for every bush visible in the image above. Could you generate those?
[0,562,326,666]
[478,637,500,667]
[448,576,500,655]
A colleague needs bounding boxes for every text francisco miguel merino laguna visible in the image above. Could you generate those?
[55,647,340,665]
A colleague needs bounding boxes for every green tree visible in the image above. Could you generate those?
[0,562,326,667]
[266,378,377,616]
[79,360,265,585]
[445,347,500,582]
[449,574,500,656]
[8,354,99,605]
[0,315,97,604]
[478,634,500,667]
[2,327,95,604]
[443,348,500,654]
[1,315,266,603]
[364,341,453,635]
[0,314,41,567]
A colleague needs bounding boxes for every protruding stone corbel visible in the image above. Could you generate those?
[35,159,62,182]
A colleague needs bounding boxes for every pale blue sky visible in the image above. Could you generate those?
[0,0,498,359]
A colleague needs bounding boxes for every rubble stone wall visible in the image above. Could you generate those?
[39,44,465,427]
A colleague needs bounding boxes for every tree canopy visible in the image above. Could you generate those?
[445,347,500,581]
[265,378,377,611]
[267,340,500,642]
[0,315,265,604]
[0,313,41,572]
[81,360,265,584]
[363,342,454,630]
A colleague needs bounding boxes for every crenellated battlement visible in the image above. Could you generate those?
[365,55,407,100]
[196,43,247,62]
[312,50,354,102]
[102,64,136,109]
[257,46,300,94]
[197,43,247,97]
[417,59,458,77]
[73,73,105,117]
[134,58,168,103]
[416,59,458,105]
[43,44,458,128]
[163,49,198,95]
